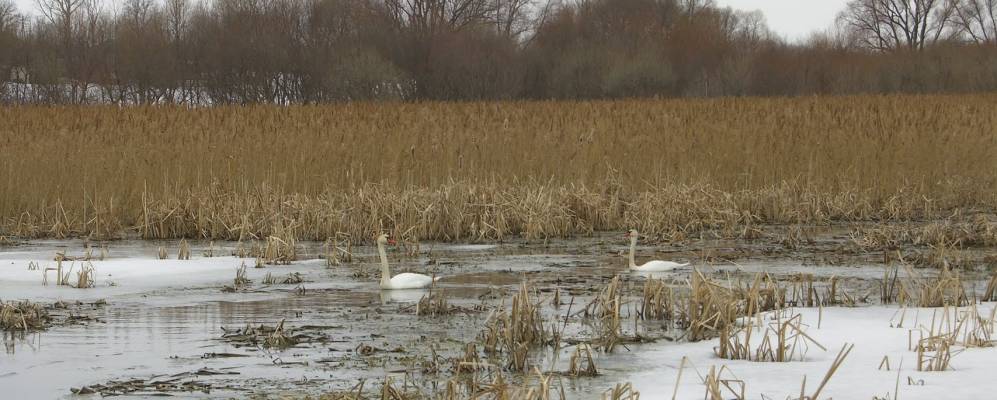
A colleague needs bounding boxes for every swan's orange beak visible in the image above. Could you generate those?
[623,232,631,238]
[387,239,397,246]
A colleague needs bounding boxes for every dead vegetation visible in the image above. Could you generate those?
[683,343,853,400]
[414,289,457,317]
[219,319,329,349]
[984,274,997,302]
[261,272,304,285]
[0,301,50,331]
[910,305,996,372]
[715,311,826,362]
[566,344,598,377]
[70,368,239,397]
[222,262,252,292]
[2,299,107,332]
[882,264,970,308]
[262,223,298,264]
[178,239,191,260]
[480,282,553,372]
[3,97,997,241]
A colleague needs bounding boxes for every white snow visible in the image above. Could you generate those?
[612,305,997,400]
[0,256,335,302]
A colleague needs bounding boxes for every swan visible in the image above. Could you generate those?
[625,229,689,272]
[376,233,440,290]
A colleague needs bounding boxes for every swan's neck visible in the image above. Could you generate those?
[378,241,391,287]
[628,236,637,269]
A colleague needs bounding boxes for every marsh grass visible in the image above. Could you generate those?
[178,239,191,260]
[73,262,96,288]
[901,265,969,308]
[638,278,674,321]
[233,263,251,287]
[416,289,453,317]
[0,301,49,331]
[480,282,551,372]
[984,274,997,302]
[566,344,598,377]
[715,311,826,362]
[2,96,996,241]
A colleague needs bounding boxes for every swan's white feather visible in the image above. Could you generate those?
[631,260,688,272]
[382,272,438,290]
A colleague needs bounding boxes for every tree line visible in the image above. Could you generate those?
[2,0,997,104]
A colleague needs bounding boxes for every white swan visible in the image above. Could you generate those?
[626,229,689,272]
[376,233,439,290]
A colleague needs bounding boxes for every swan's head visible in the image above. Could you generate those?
[376,233,397,246]
[624,229,638,239]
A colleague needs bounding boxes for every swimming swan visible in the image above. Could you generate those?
[626,229,689,272]
[377,233,440,290]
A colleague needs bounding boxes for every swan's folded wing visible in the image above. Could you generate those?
[389,272,436,289]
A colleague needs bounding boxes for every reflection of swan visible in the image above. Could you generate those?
[626,229,689,272]
[379,289,426,304]
[377,233,440,290]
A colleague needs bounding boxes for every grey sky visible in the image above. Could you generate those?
[11,0,850,42]
[716,0,851,41]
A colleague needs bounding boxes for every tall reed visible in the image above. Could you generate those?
[3,95,995,240]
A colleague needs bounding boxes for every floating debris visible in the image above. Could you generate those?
[70,368,239,396]
[219,320,328,349]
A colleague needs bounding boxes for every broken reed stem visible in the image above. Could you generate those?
[810,343,854,400]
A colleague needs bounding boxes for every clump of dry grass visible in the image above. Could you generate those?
[0,300,50,331]
[580,276,628,351]
[323,235,354,267]
[901,265,968,308]
[682,270,786,342]
[416,289,454,317]
[262,223,297,265]
[911,305,996,372]
[638,278,674,321]
[853,215,997,252]
[261,272,303,286]
[702,365,745,400]
[178,239,191,260]
[785,274,855,308]
[73,262,96,289]
[715,311,826,362]
[984,273,997,302]
[566,344,598,377]
[202,241,216,257]
[264,319,295,349]
[480,282,551,371]
[233,263,251,288]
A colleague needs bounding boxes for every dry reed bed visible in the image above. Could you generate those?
[0,300,50,331]
[1,95,996,241]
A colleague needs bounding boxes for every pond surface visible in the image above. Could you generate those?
[1,232,994,399]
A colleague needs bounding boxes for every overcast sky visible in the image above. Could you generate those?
[716,0,851,41]
[11,0,850,42]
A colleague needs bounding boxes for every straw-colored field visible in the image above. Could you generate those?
[2,94,995,240]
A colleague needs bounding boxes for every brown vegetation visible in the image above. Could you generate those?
[1,95,994,242]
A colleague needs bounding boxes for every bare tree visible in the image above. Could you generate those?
[0,0,16,31]
[380,0,494,36]
[0,0,19,88]
[952,0,997,43]
[36,0,83,41]
[838,0,957,51]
